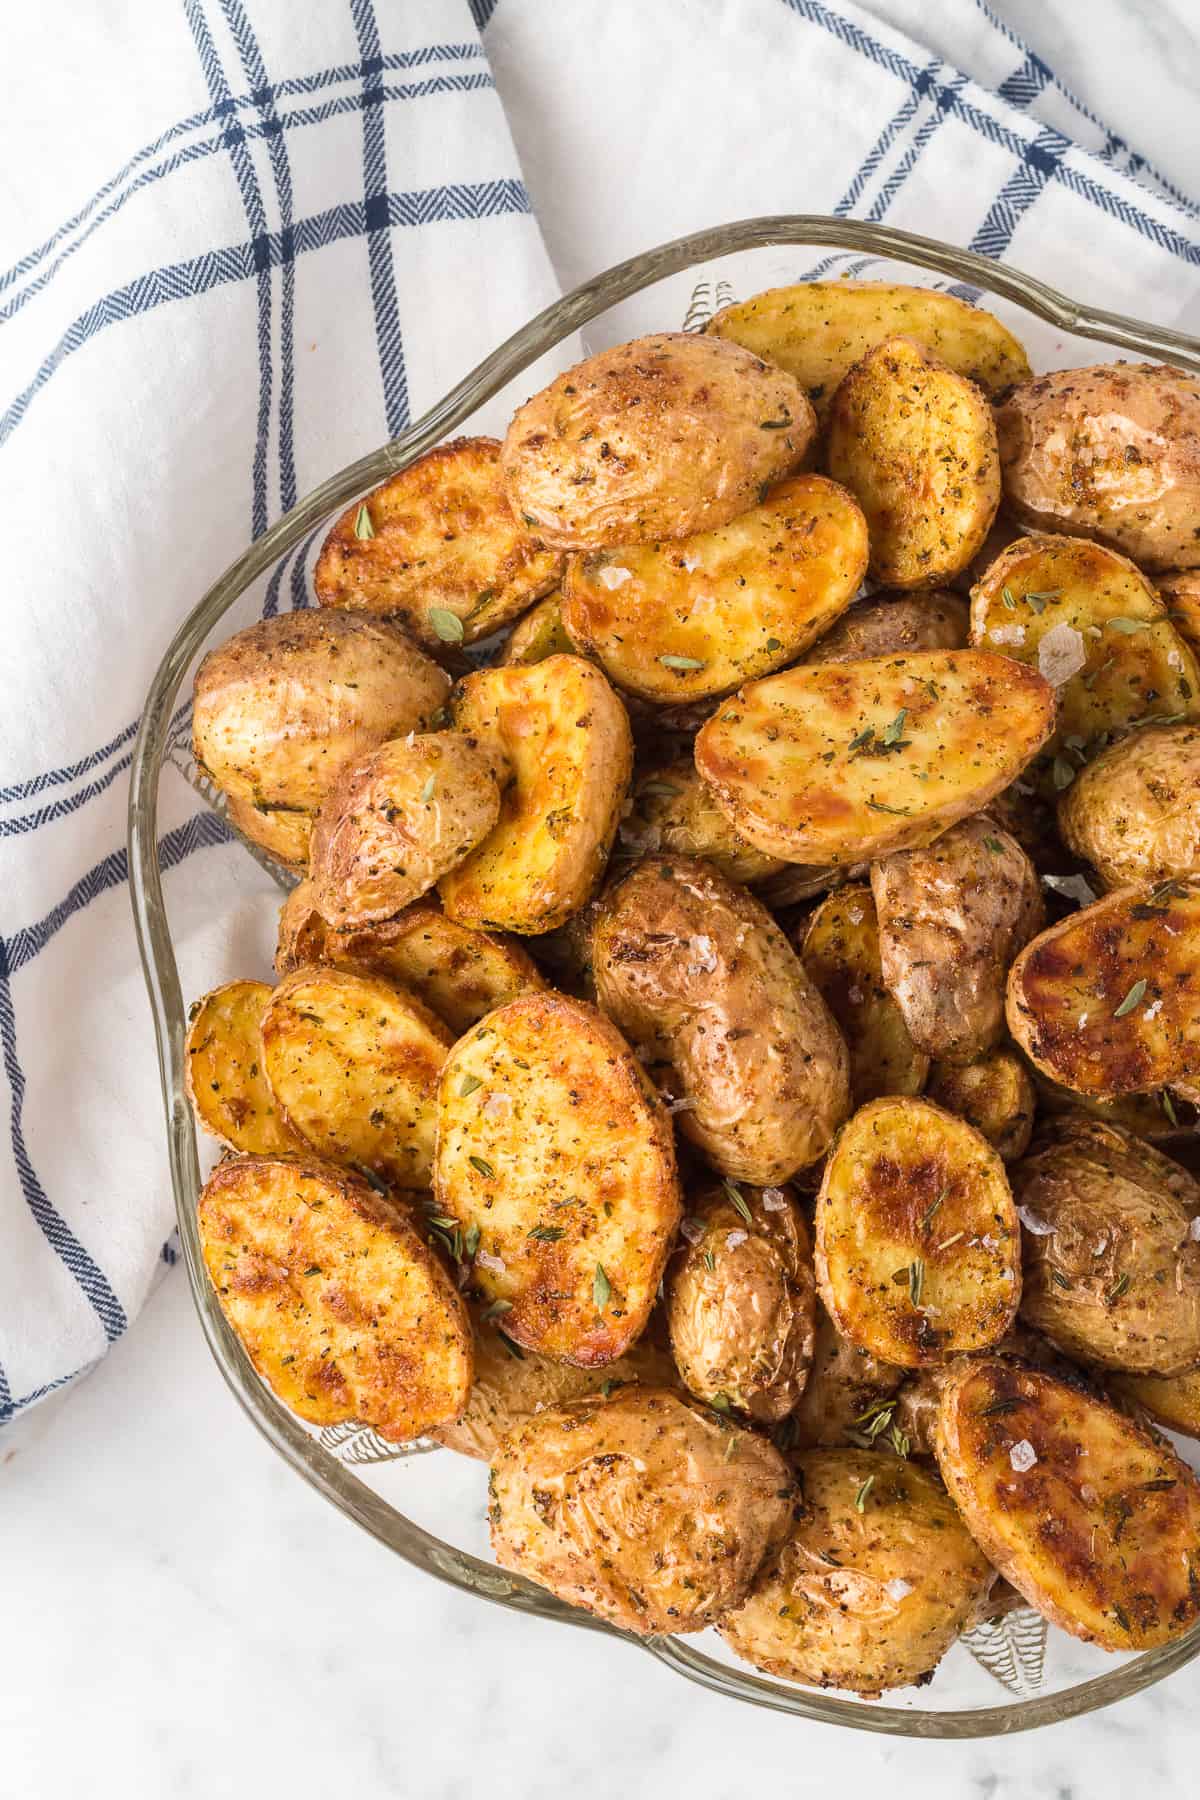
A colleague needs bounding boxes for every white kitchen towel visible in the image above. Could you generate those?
[1,0,1197,1425]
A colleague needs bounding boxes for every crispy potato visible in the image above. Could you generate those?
[1012,1116,1200,1375]
[260,965,450,1188]
[560,475,868,702]
[591,856,850,1183]
[434,993,681,1364]
[719,1449,993,1695]
[996,363,1200,571]
[969,534,1200,750]
[1058,722,1200,889]
[927,1049,1036,1161]
[198,1154,472,1439]
[708,281,1030,421]
[935,1356,1200,1649]
[695,651,1056,866]
[313,437,563,649]
[815,1097,1021,1367]
[185,981,305,1155]
[192,610,449,866]
[501,332,815,550]
[790,1300,906,1449]
[499,592,572,664]
[667,1183,816,1421]
[438,655,633,935]
[1159,569,1200,656]
[1006,880,1200,1097]
[621,758,785,884]
[1109,1366,1200,1440]
[488,1386,794,1634]
[800,884,928,1107]
[871,815,1045,1066]
[825,336,1001,589]
[804,589,968,664]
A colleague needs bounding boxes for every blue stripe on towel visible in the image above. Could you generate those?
[351,0,411,436]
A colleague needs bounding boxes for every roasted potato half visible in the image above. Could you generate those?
[815,1097,1021,1367]
[313,437,563,649]
[1058,722,1200,889]
[434,993,681,1364]
[185,980,305,1155]
[260,965,450,1188]
[560,474,868,703]
[1109,1366,1200,1440]
[803,589,968,665]
[1032,1070,1196,1143]
[198,1154,472,1439]
[438,655,633,935]
[790,1300,906,1450]
[936,1357,1200,1650]
[927,1049,1036,1162]
[488,1386,794,1634]
[871,814,1044,1065]
[719,1449,993,1695]
[499,591,572,665]
[667,1182,816,1421]
[800,884,928,1107]
[825,335,1001,589]
[996,363,1200,572]
[695,651,1056,866]
[621,757,785,884]
[591,856,850,1183]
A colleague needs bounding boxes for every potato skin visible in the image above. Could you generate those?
[667,1183,816,1421]
[1012,1115,1200,1375]
[488,1387,795,1634]
[790,1301,906,1449]
[1059,723,1200,890]
[871,815,1044,1066]
[719,1449,993,1695]
[800,884,929,1107]
[996,363,1200,571]
[185,980,305,1155]
[501,333,815,549]
[804,589,967,665]
[1158,569,1200,656]
[927,1048,1036,1162]
[591,856,850,1183]
[499,591,572,664]
[621,757,784,884]
[1109,1366,1200,1439]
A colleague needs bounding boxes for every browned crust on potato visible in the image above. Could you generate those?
[185,980,305,1155]
[499,591,572,665]
[1109,1365,1200,1440]
[621,757,785,884]
[804,589,968,665]
[927,1049,1036,1162]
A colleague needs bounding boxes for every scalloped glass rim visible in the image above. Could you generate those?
[128,215,1200,1738]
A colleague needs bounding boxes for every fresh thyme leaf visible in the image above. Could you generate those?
[1050,1267,1072,1289]
[723,1180,753,1224]
[659,654,706,671]
[983,836,1003,855]
[765,636,782,652]
[1106,617,1150,634]
[1106,1271,1131,1304]
[527,1224,565,1243]
[353,503,375,540]
[847,725,875,755]
[481,1298,512,1322]
[420,774,436,803]
[704,1250,716,1272]
[880,708,908,746]
[459,1074,483,1098]
[867,798,910,815]
[854,1475,874,1514]
[593,1263,612,1309]
[1113,978,1148,1018]
[469,1154,496,1178]
[1001,586,1017,611]
[710,1391,732,1413]
[463,1222,481,1259]
[428,606,464,643]
[908,1258,925,1307]
[920,1189,947,1233]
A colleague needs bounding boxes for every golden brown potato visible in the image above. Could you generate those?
[825,336,1001,589]
[695,651,1056,866]
[313,437,563,648]
[936,1356,1200,1650]
[871,814,1045,1066]
[501,332,815,549]
[192,610,449,866]
[893,1323,1083,1459]
[719,1449,993,1695]
[591,856,850,1183]
[996,363,1200,572]
[803,589,968,664]
[799,884,928,1107]
[185,980,305,1155]
[1032,1071,1197,1143]
[667,1183,815,1421]
[815,1097,1021,1367]
[499,591,572,664]
[1109,1366,1200,1439]
[260,965,450,1189]
[1058,723,1200,889]
[1007,880,1200,1097]
[1158,569,1200,656]
[621,757,786,884]
[488,1386,794,1634]
[1012,1116,1200,1374]
[790,1300,906,1449]
[560,474,868,702]
[708,281,1030,420]
[927,1049,1036,1161]
[198,1154,472,1439]
[438,655,633,935]
[434,993,681,1364]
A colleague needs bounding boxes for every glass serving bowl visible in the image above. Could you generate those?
[128,216,1200,1739]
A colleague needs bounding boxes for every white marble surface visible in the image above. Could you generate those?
[5,5,1200,1797]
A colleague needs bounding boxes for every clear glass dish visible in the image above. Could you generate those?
[128,216,1200,1738]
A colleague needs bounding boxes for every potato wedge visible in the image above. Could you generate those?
[871,814,1044,1065]
[591,856,850,1183]
[815,1097,1021,1366]
[185,981,305,1155]
[1006,880,1200,1097]
[719,1449,993,1695]
[1109,1367,1200,1440]
[825,335,1001,588]
[695,650,1056,866]
[804,589,967,664]
[1159,569,1200,657]
[434,993,681,1364]
[438,655,633,935]
[1058,722,1200,889]
[559,474,868,703]
[488,1386,794,1634]
[935,1357,1200,1650]
[800,884,928,1106]
[789,1300,906,1450]
[198,1154,472,1439]
[499,591,572,664]
[708,281,1030,420]
[927,1049,1036,1161]
[501,332,814,549]
[260,966,450,1188]
[620,757,785,884]
[313,437,563,649]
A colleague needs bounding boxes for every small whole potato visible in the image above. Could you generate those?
[621,757,785,884]
[790,1300,905,1449]
[1058,722,1200,889]
[927,1047,1036,1161]
[804,589,968,665]
[667,1182,816,1421]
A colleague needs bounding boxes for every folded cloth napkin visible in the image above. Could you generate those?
[1,0,1197,1425]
